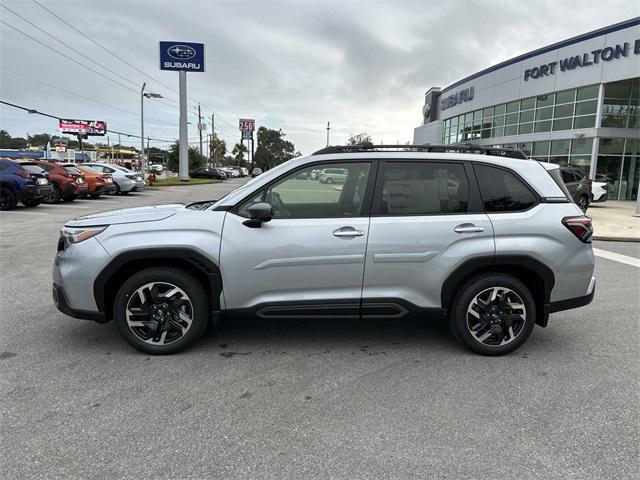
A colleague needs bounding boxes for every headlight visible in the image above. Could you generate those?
[60,226,107,249]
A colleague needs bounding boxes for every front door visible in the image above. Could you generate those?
[362,160,494,315]
[220,161,374,318]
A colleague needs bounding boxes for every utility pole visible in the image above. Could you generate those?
[197,104,203,156]
[140,82,146,175]
[326,121,330,147]
[211,113,215,166]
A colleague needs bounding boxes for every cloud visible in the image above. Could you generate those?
[0,0,636,153]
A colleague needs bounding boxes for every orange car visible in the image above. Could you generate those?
[64,164,117,198]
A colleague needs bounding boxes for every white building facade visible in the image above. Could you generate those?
[414,18,640,201]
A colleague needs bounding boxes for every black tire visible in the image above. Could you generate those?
[0,187,17,211]
[114,267,210,355]
[577,195,588,213]
[449,274,536,356]
[63,195,76,202]
[113,183,121,195]
[325,177,334,184]
[44,184,62,204]
[90,193,101,199]
[22,198,42,207]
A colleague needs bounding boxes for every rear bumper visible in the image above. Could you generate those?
[549,276,596,313]
[17,184,53,201]
[93,184,117,195]
[52,283,106,323]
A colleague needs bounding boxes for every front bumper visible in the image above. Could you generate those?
[52,283,106,322]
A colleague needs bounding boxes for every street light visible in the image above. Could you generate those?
[140,82,163,176]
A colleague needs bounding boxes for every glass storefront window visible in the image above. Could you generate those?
[596,155,623,199]
[492,115,504,126]
[506,101,519,113]
[473,110,482,122]
[505,125,518,136]
[601,115,627,127]
[604,82,631,99]
[629,116,640,128]
[532,141,550,157]
[519,110,534,123]
[554,103,574,118]
[494,104,506,115]
[464,112,473,123]
[575,100,597,116]
[549,156,569,166]
[520,97,535,110]
[552,117,573,131]
[505,112,519,125]
[536,94,553,108]
[555,89,576,104]
[535,107,552,121]
[571,138,593,155]
[599,138,625,154]
[534,121,551,132]
[492,125,504,137]
[482,107,494,118]
[574,115,596,128]
[518,123,533,134]
[551,139,570,155]
[577,85,599,101]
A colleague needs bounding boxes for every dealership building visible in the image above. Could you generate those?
[414,17,640,201]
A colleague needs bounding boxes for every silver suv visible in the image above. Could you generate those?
[53,145,595,356]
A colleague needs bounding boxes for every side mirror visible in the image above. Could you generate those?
[243,202,272,228]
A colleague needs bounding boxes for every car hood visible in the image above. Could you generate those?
[65,204,184,227]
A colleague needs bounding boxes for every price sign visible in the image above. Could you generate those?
[239,118,255,132]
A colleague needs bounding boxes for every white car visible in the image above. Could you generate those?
[591,178,608,202]
[150,164,164,173]
[222,167,241,178]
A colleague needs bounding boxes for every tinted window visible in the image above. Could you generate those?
[63,166,82,174]
[20,164,46,174]
[561,168,575,183]
[378,162,469,215]
[475,165,537,212]
[238,162,371,219]
[38,163,54,171]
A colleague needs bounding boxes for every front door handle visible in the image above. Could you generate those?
[333,227,364,238]
[454,223,484,233]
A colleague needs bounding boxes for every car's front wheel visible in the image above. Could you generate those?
[450,274,536,356]
[0,187,17,210]
[114,267,210,354]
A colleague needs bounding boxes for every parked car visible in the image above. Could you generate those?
[240,167,249,177]
[591,174,608,203]
[318,167,348,184]
[66,164,116,198]
[53,145,595,356]
[190,166,227,180]
[0,159,53,210]
[149,164,165,173]
[251,167,262,177]
[221,167,240,178]
[82,163,145,195]
[559,166,592,212]
[33,160,88,203]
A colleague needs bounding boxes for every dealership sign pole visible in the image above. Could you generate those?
[239,118,255,171]
[160,41,205,181]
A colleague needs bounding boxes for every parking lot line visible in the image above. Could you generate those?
[593,248,640,268]
[0,210,48,216]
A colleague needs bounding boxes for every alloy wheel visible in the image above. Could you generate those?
[125,282,194,345]
[466,287,526,347]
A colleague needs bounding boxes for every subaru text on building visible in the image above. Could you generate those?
[53,144,595,356]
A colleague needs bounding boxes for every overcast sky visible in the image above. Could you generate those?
[0,0,637,154]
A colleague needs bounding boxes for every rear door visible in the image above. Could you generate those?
[362,160,494,315]
[220,161,375,317]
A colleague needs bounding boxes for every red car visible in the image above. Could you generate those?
[32,161,88,203]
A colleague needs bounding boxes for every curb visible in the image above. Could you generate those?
[593,236,640,243]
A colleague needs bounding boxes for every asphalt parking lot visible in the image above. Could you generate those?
[1,182,638,480]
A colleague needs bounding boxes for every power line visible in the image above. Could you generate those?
[0,99,175,143]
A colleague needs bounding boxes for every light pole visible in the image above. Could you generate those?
[141,82,162,175]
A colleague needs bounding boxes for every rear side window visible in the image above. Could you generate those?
[38,163,54,171]
[20,164,46,174]
[376,162,469,215]
[475,164,537,212]
[561,169,575,183]
[63,166,82,174]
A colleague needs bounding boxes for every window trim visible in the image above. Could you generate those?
[472,162,541,214]
[370,160,482,217]
[231,159,378,219]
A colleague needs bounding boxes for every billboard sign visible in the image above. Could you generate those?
[59,119,107,136]
[239,118,255,132]
[159,42,205,72]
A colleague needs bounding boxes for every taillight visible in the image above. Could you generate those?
[562,216,593,243]
[16,170,31,178]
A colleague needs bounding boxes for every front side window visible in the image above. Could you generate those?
[475,164,537,212]
[376,162,469,215]
[237,162,371,219]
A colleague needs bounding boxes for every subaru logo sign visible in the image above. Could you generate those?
[167,45,196,60]
[160,41,205,72]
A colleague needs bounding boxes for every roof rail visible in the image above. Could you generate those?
[312,142,528,159]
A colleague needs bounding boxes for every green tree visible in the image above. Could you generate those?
[0,130,28,149]
[231,143,248,167]
[210,136,226,165]
[346,132,372,145]
[253,127,295,171]
[28,133,52,148]
[167,141,206,172]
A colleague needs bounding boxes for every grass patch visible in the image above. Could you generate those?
[151,177,221,187]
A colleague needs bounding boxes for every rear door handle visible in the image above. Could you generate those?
[333,227,364,237]
[454,223,484,233]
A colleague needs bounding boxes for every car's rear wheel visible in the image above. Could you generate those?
[90,193,101,199]
[0,187,17,210]
[112,183,121,195]
[325,177,333,184]
[577,195,588,212]
[114,267,209,354]
[22,198,41,207]
[44,185,61,204]
[450,274,536,356]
